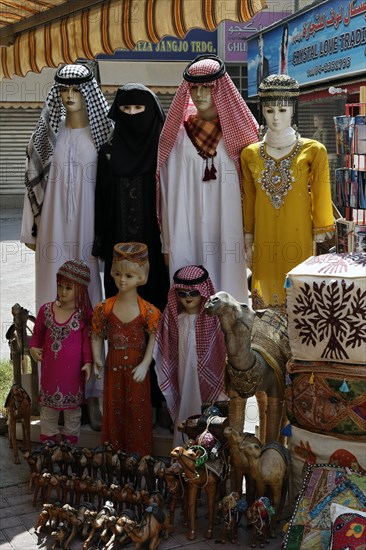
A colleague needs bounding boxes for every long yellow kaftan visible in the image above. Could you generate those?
[241,138,335,311]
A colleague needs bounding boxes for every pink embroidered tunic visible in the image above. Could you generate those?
[30,302,92,410]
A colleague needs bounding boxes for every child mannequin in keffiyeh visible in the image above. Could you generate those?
[157,54,258,303]
[153,265,227,447]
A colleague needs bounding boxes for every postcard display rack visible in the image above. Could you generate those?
[334,103,366,253]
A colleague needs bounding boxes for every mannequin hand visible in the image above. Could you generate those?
[93,361,103,380]
[30,347,43,362]
[25,243,36,251]
[82,363,92,383]
[313,231,334,243]
[132,362,149,383]
[244,233,254,270]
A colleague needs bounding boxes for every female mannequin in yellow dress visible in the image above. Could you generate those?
[241,75,335,311]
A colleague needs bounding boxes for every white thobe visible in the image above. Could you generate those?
[173,312,201,448]
[160,126,248,302]
[20,122,103,397]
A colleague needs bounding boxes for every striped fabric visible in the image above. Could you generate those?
[0,0,267,79]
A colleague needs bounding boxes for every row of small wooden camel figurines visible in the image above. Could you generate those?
[23,426,290,542]
[24,440,168,491]
[34,492,273,550]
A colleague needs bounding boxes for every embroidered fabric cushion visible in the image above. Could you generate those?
[285,359,366,437]
[329,503,366,549]
[287,425,366,501]
[285,253,366,365]
[282,464,366,549]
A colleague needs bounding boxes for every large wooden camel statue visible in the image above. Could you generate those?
[205,292,291,443]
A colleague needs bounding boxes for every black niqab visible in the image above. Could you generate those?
[108,83,165,178]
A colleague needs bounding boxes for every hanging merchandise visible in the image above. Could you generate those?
[333,103,366,252]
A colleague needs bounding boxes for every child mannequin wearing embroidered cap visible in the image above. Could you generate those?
[153,265,227,447]
[91,243,160,455]
[241,74,335,312]
[30,259,93,444]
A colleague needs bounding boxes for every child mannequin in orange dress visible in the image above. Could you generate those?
[91,243,160,454]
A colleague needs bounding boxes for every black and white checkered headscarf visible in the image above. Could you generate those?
[25,64,113,226]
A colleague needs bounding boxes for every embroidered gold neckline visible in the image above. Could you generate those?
[258,140,302,209]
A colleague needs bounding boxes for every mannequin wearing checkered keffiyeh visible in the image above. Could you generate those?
[157,55,258,303]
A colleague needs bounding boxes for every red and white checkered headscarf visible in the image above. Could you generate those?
[156,56,258,219]
[154,265,227,420]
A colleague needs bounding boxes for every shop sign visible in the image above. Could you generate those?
[97,28,217,61]
[223,12,290,63]
[247,0,366,96]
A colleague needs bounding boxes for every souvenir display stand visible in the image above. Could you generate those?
[284,252,366,548]
[334,102,366,253]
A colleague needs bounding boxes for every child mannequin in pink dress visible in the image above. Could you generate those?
[30,259,92,444]
[91,243,161,454]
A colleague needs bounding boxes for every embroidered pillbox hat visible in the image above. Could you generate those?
[258,74,299,107]
[57,259,91,286]
[112,242,148,265]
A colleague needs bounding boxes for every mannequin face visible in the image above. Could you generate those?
[190,85,218,120]
[119,104,146,115]
[262,105,293,132]
[60,86,86,113]
[111,260,143,292]
[176,289,202,314]
[57,281,76,309]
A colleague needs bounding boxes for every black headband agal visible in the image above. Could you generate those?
[54,65,94,85]
[173,265,209,285]
[183,55,226,83]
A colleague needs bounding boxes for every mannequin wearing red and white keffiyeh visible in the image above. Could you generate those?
[157,55,258,303]
[153,265,227,447]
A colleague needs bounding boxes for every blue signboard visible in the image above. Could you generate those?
[247,0,366,96]
[97,28,217,61]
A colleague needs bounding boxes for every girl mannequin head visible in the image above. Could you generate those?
[111,242,149,289]
[258,74,299,134]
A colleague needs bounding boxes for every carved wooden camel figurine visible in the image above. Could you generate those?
[170,446,221,541]
[5,383,31,464]
[205,291,291,443]
[6,303,39,415]
[241,439,291,538]
[224,426,261,503]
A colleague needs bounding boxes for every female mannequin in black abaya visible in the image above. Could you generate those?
[93,83,169,419]
[93,83,169,311]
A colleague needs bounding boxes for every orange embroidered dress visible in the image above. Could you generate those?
[92,294,160,454]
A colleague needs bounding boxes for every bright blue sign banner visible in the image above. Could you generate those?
[247,0,366,96]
